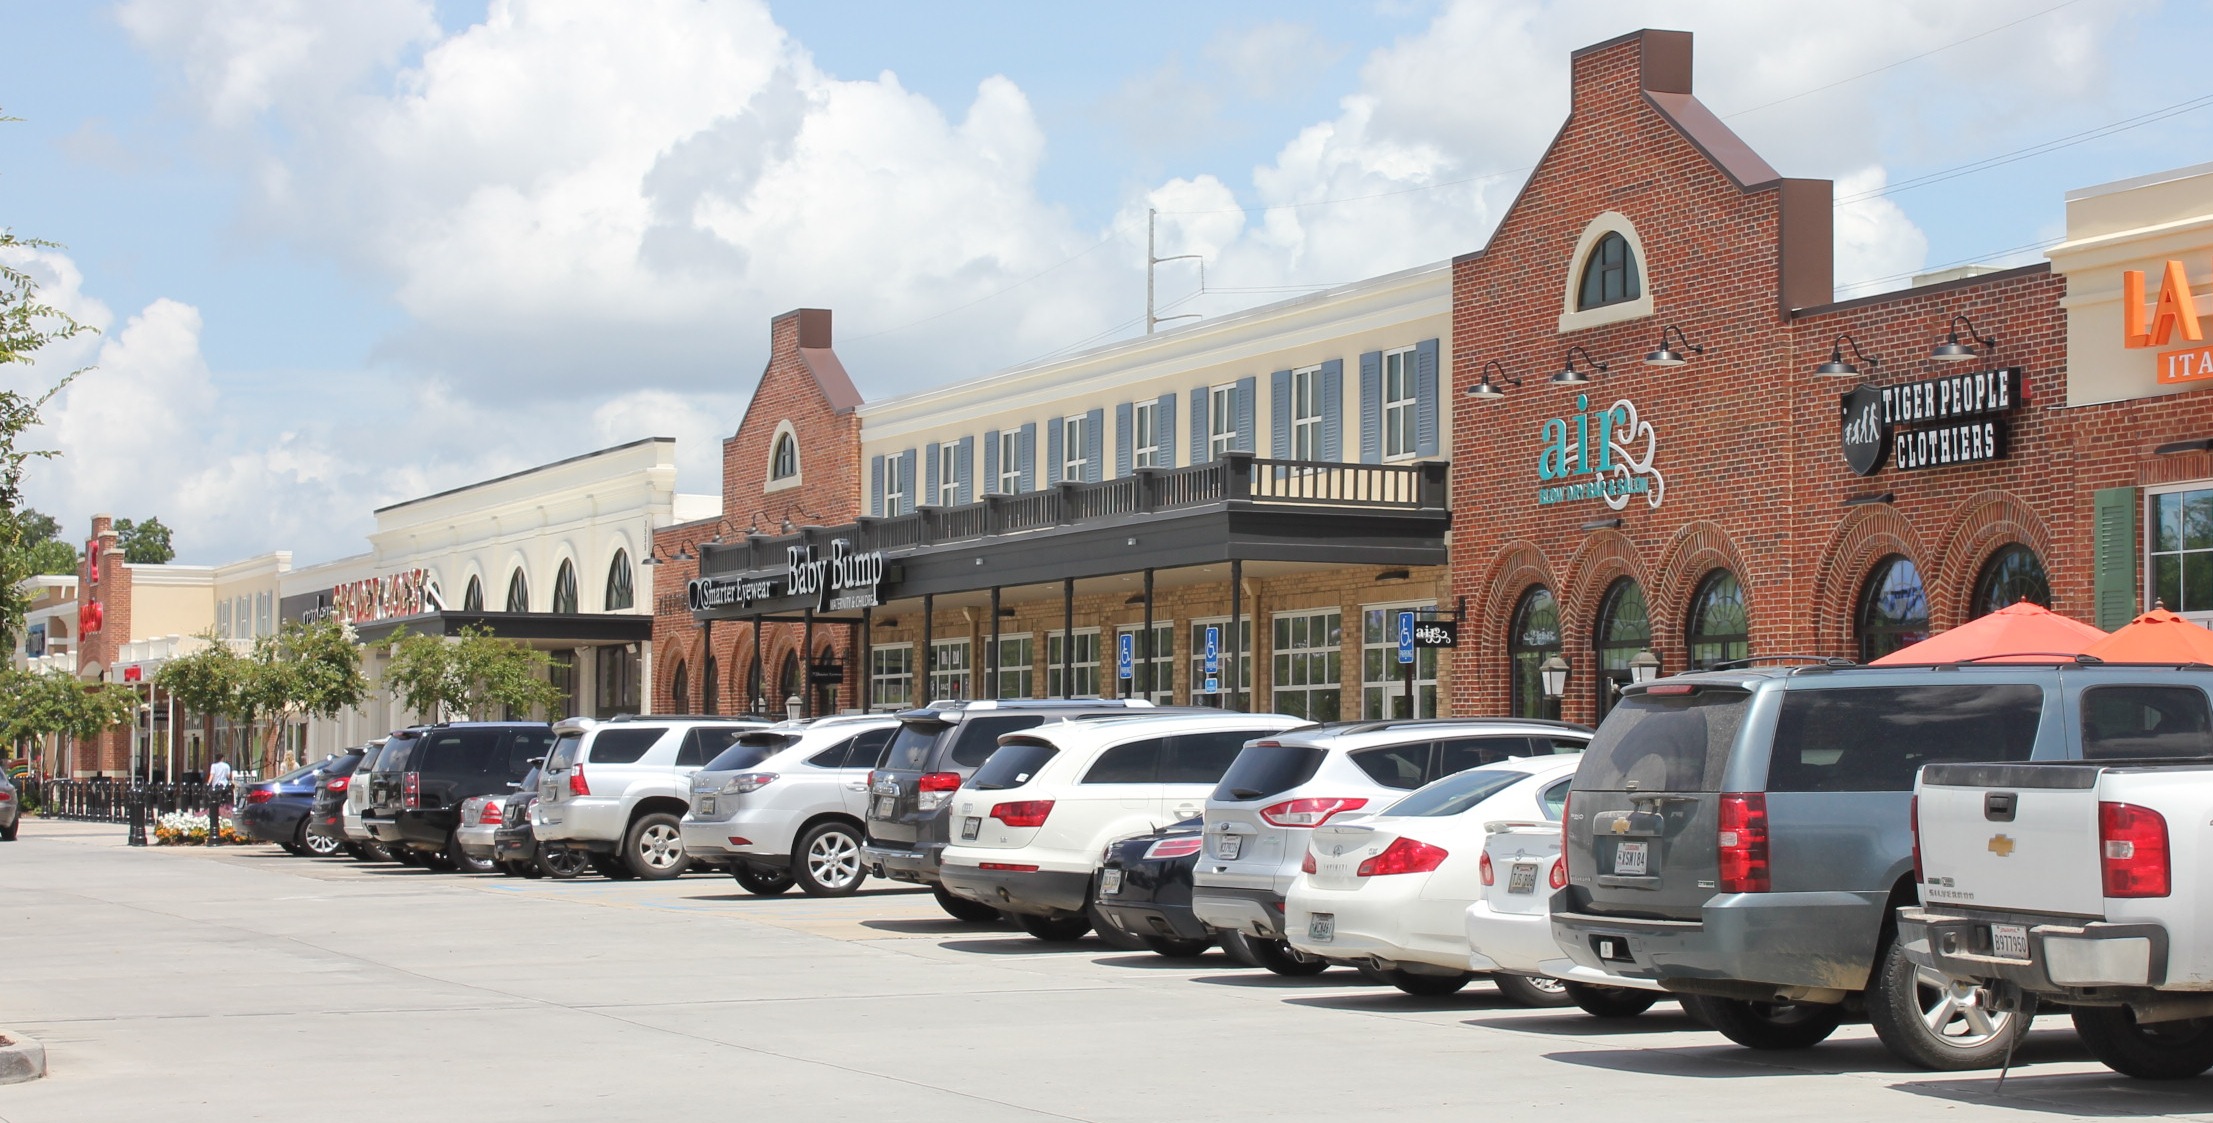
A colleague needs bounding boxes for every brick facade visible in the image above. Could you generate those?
[75,515,134,774]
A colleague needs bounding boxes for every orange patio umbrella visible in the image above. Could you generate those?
[1870,600,2106,665]
[2081,606,2213,665]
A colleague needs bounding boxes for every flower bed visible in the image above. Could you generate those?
[151,812,250,845]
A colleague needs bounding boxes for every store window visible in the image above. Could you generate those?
[770,431,799,481]
[1509,587,1561,721]
[870,644,914,710]
[1858,555,1931,662]
[998,430,1021,494]
[1290,366,1323,461]
[1190,618,1253,709]
[1119,622,1174,703]
[777,652,800,709]
[672,660,690,714]
[1061,418,1087,483]
[1593,579,1651,721]
[1133,400,1160,469]
[1383,346,1418,460]
[2149,487,2213,615]
[1973,544,2051,619]
[995,634,1035,699]
[551,560,579,615]
[1577,232,1641,310]
[596,645,640,717]
[1685,569,1750,670]
[1272,610,1342,722]
[1209,385,1237,461]
[1362,604,1438,718]
[463,576,484,612]
[604,550,634,611]
[928,638,971,702]
[549,651,576,720]
[1047,629,1100,697]
[505,570,530,613]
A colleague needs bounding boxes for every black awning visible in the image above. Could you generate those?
[351,611,654,646]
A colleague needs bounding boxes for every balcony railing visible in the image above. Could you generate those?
[700,452,1446,573]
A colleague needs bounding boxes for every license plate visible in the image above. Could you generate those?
[1613,840,1648,876]
[1212,834,1242,861]
[960,816,981,841]
[1991,923,2030,960]
[1100,868,1123,895]
[694,796,715,816]
[1508,862,1539,893]
[1308,912,1334,942]
[873,796,897,819]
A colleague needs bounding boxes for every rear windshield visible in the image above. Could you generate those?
[1212,744,1326,802]
[882,722,951,771]
[949,717,1047,768]
[379,738,417,773]
[703,744,779,772]
[326,752,366,777]
[1576,689,1749,793]
[1768,684,2043,792]
[2080,685,2213,760]
[546,732,584,771]
[970,742,1059,790]
[1385,768,1531,818]
[586,728,665,764]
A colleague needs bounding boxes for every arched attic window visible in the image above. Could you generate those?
[463,576,484,612]
[1578,232,1641,310]
[771,433,798,480]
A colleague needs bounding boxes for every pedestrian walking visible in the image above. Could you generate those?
[205,753,233,846]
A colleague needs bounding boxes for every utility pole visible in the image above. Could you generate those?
[1146,208,1204,334]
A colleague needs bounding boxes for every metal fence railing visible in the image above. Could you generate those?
[28,779,235,823]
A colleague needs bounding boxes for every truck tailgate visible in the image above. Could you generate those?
[1917,762,2104,918]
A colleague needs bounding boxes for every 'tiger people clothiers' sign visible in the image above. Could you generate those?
[1536,394,1664,510]
[1838,367,2022,475]
[787,540,887,612]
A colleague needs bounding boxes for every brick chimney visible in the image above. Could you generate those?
[1570,29,1692,113]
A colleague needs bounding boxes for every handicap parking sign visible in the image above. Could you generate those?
[1397,611,1416,665]
[1204,625,1221,676]
[1118,632,1134,680]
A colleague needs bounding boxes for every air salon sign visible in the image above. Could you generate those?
[1838,367,2021,476]
[687,539,887,614]
[1536,394,1665,510]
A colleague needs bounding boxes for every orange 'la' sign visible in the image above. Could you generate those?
[2124,259,2205,348]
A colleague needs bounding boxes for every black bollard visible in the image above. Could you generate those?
[126,785,148,847]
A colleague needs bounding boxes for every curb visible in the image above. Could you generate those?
[0,1031,46,1083]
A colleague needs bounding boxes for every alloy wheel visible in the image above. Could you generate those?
[637,822,684,870]
[1914,967,2008,1047]
[806,829,862,890]
[302,831,345,858]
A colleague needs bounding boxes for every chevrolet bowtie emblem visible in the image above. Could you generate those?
[1611,818,1630,834]
[1988,834,2016,857]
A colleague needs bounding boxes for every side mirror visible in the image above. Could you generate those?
[528,757,546,768]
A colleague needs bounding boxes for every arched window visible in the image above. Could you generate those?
[1972,544,2050,619]
[1858,556,1930,662]
[770,432,799,481]
[672,660,690,714]
[462,576,484,612]
[778,652,801,711]
[703,655,720,716]
[604,550,634,611]
[1509,587,1562,720]
[1593,579,1650,720]
[1686,570,1750,670]
[505,569,530,613]
[812,643,839,716]
[551,560,579,615]
[1578,231,1641,310]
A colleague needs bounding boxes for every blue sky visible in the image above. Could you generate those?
[2,0,2208,564]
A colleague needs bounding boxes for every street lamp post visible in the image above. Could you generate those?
[1539,654,1570,700]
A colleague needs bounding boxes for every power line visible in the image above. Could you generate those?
[1719,0,2089,118]
[1837,236,2063,291]
[1837,91,2213,204]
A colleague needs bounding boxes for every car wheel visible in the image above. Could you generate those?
[279,841,306,856]
[387,846,420,866]
[496,859,525,877]
[933,885,1001,923]
[1493,972,1575,1007]
[445,830,494,873]
[1682,994,1846,1050]
[299,821,346,858]
[1086,900,1149,951]
[733,863,796,896]
[2,819,19,841]
[1016,911,1093,942]
[353,841,390,862]
[1864,939,2033,1070]
[1563,982,1660,1019]
[1142,935,1213,958]
[623,813,691,880]
[2072,1006,2213,1079]
[590,852,635,879]
[791,822,865,897]
[539,844,590,880]
[1381,969,1473,996]
[1221,930,1329,976]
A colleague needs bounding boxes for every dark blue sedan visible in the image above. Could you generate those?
[236,759,350,856]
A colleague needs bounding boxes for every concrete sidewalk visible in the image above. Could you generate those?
[0,817,2188,1122]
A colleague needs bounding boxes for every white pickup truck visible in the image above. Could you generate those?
[1899,758,2213,1079]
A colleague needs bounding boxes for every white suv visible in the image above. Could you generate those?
[938,711,1308,942]
[681,714,898,897]
[536,716,768,879]
[1191,718,1590,974]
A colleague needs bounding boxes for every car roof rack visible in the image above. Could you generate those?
[1704,655,1857,671]
[605,713,773,723]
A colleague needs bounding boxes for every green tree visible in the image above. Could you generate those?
[154,618,368,768]
[114,516,175,565]
[17,507,75,575]
[152,632,255,759]
[0,214,94,650]
[0,667,138,756]
[384,625,561,722]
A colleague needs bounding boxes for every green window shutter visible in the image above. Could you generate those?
[2093,486,2139,630]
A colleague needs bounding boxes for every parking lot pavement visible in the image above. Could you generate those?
[1,821,2204,1123]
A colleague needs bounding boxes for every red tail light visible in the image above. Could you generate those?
[2100,801,2170,898]
[1259,796,1368,827]
[1357,838,1447,877]
[1909,795,1921,884]
[1300,848,1316,874]
[1561,792,1572,884]
[1142,837,1204,861]
[403,772,421,810]
[1478,850,1495,886]
[1548,857,1567,890]
[480,801,503,826]
[246,789,275,805]
[978,862,1040,872]
[1717,793,1769,893]
[329,775,350,792]
[919,772,962,793]
[989,800,1054,828]
[568,765,590,797]
[0,791,11,801]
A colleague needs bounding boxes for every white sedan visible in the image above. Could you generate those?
[1284,755,1577,1001]
[1464,821,1669,1018]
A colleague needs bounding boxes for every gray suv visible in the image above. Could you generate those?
[1552,662,2084,1070]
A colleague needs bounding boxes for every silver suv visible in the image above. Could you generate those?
[537,715,768,879]
[1193,718,1590,974]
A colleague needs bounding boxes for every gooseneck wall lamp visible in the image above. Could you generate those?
[1642,325,1705,367]
[1539,654,1571,699]
[1814,334,1882,378]
[1465,359,1523,402]
[1931,314,1998,362]
[1552,345,1609,386]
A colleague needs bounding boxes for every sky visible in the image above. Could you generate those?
[1,0,2206,566]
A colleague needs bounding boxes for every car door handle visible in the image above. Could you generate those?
[844,782,868,792]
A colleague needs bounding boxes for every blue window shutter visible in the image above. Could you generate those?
[1046,417,1063,485]
[1415,337,1440,456]
[1115,402,1134,477]
[1019,422,1037,491]
[983,430,1000,494]
[1157,392,1177,469]
[1234,377,1256,453]
[957,435,975,504]
[1358,350,1383,464]
[871,455,886,517]
[1189,388,1208,464]
[1084,408,1104,482]
[924,441,941,505]
[1319,358,1343,462]
[900,449,917,515]
[1270,369,1292,458]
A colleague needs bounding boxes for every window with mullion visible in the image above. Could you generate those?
[870,644,914,710]
[995,634,1035,699]
[1133,401,1159,469]
[1361,605,1437,718]
[885,456,909,516]
[1291,366,1322,461]
[1383,347,1417,460]
[2150,488,2213,616]
[927,639,970,702]
[998,431,1021,494]
[1062,418,1086,482]
[1047,630,1100,698]
[1271,610,1341,722]
[1209,385,1236,461]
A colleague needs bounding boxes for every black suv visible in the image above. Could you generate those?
[862,699,1167,921]
[363,722,555,870]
